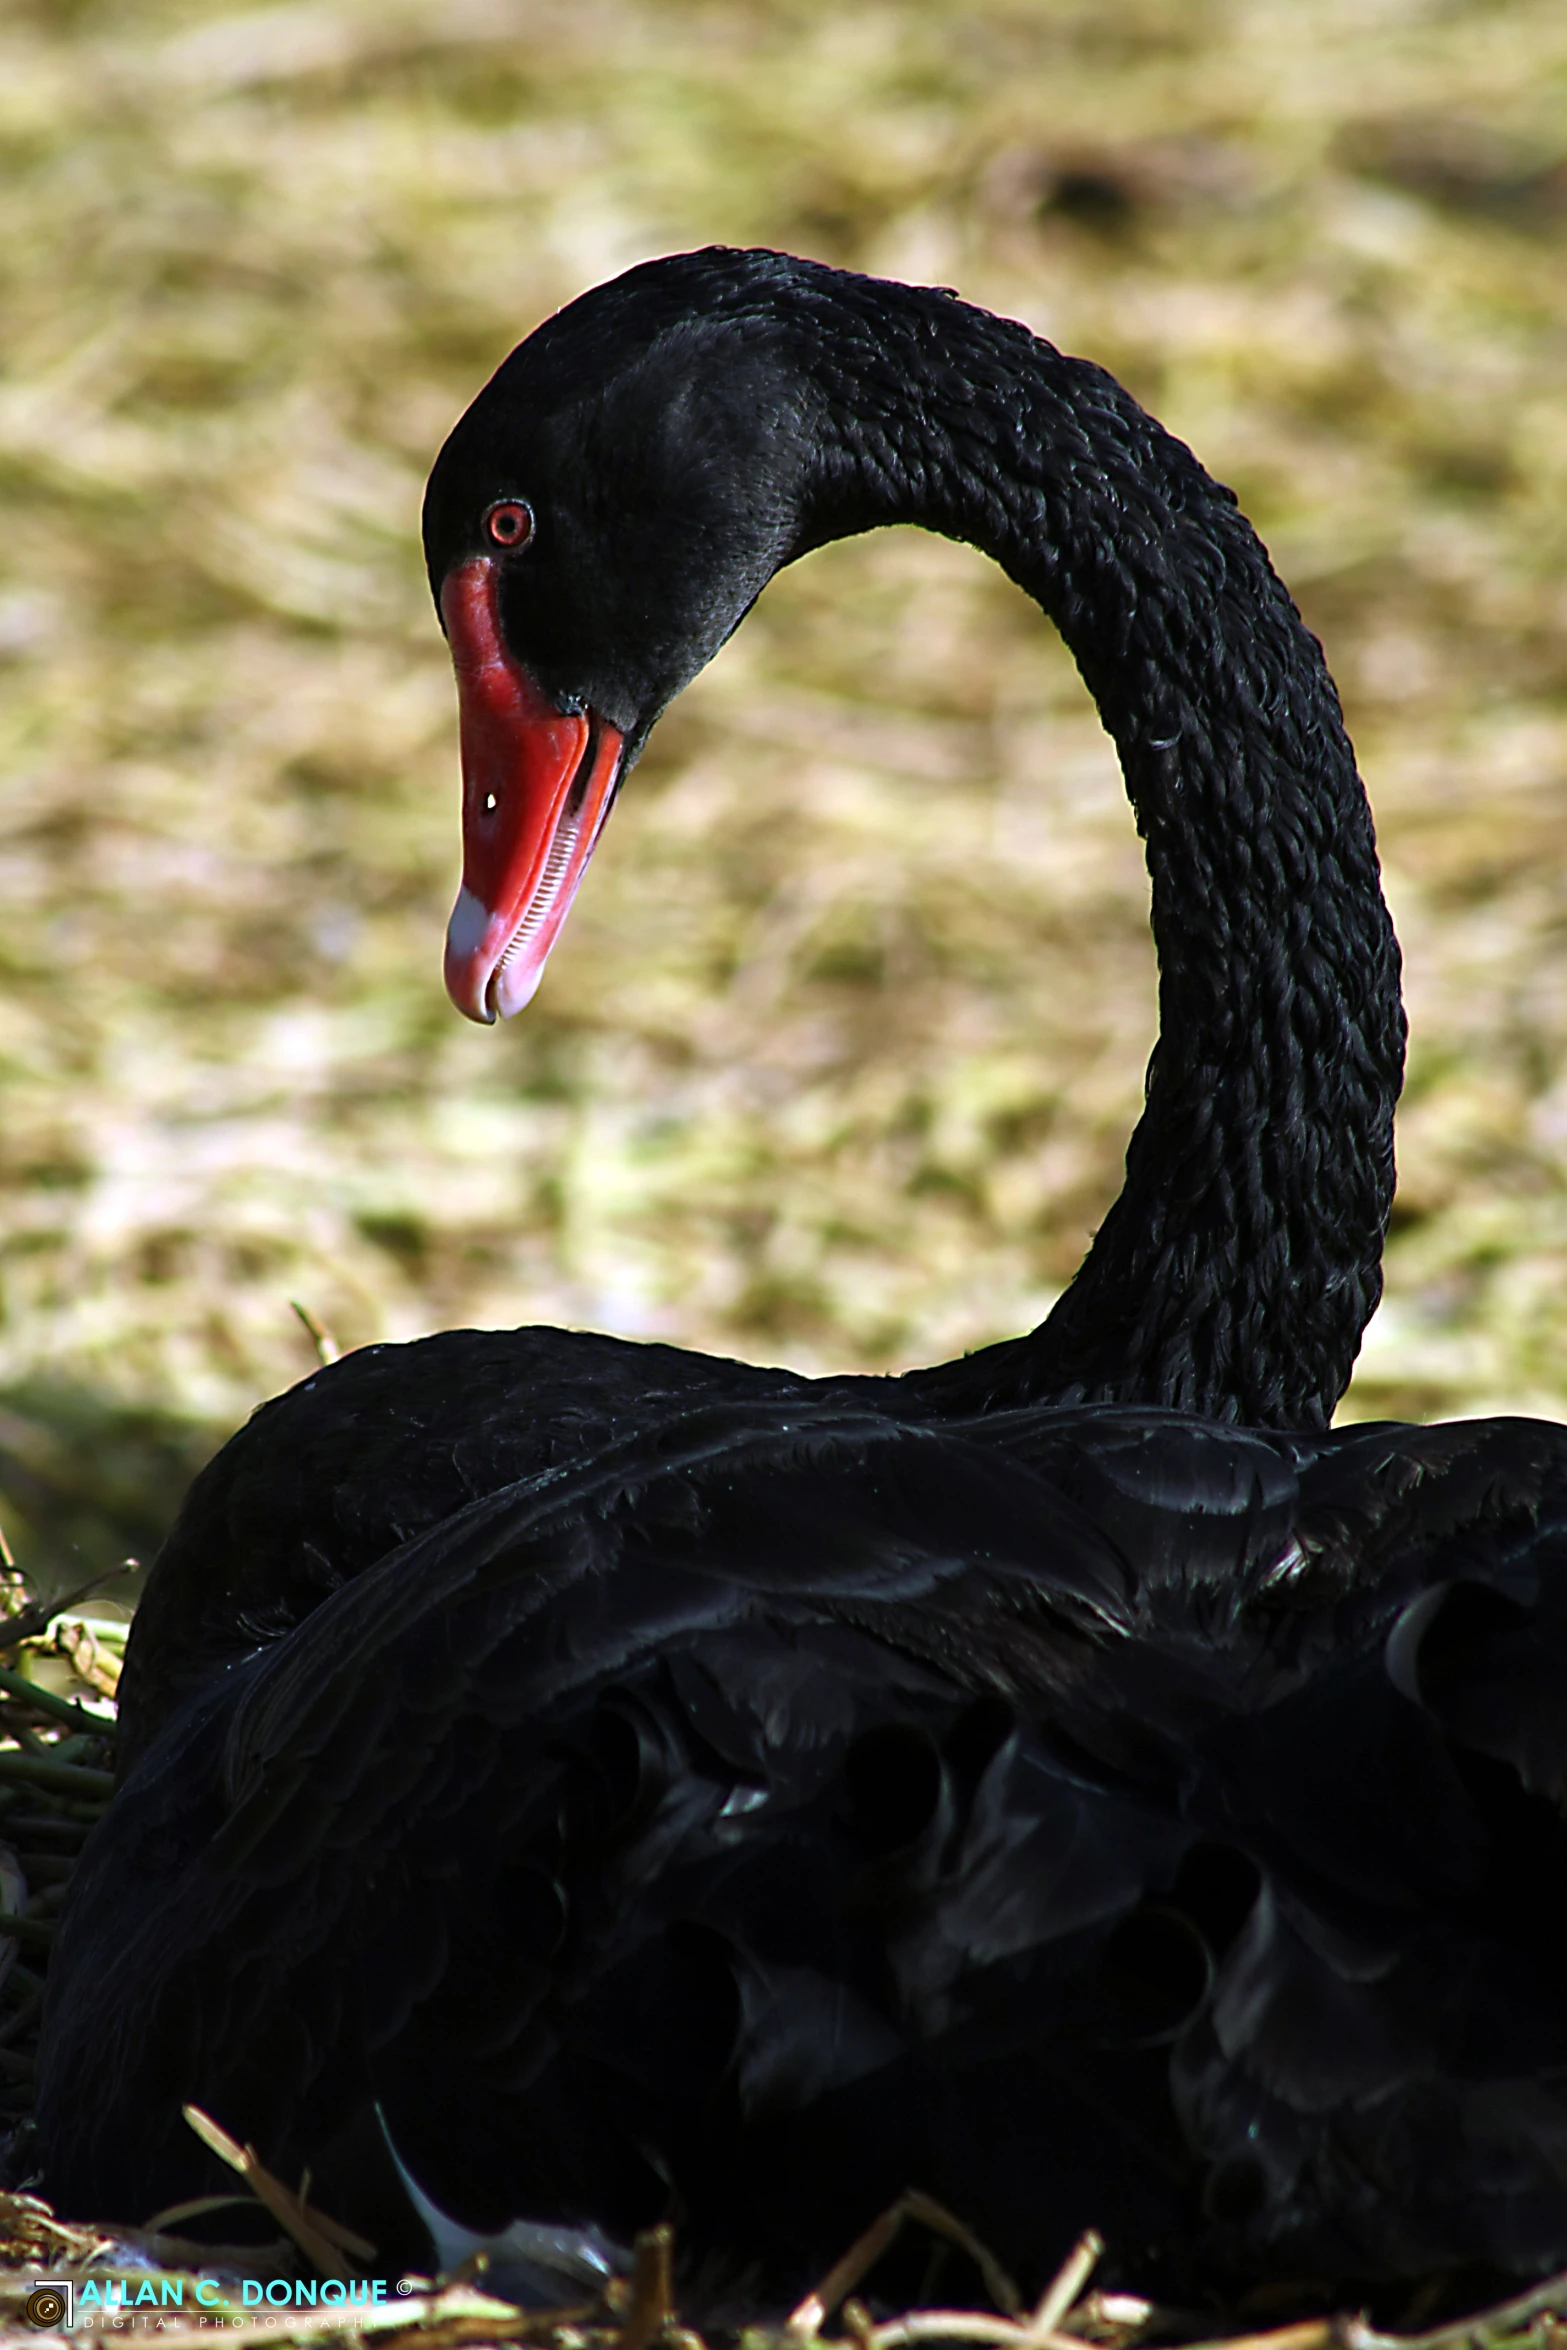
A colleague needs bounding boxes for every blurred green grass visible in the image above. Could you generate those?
[1,0,1566,1582]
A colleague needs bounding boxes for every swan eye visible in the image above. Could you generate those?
[485,500,533,549]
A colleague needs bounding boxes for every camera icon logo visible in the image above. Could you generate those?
[24,2281,73,2329]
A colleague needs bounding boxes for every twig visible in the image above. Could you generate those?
[1029,2233,1104,2338]
[619,2222,675,2350]
[1072,2293,1154,2337]
[863,2315,1087,2350]
[790,2205,907,2335]
[0,1751,114,1797]
[788,2192,1020,2337]
[8,1813,92,1843]
[899,2193,1022,2319]
[1,1914,56,1948]
[292,1300,342,1367]
[181,2105,376,2279]
[145,2191,283,2232]
[1343,2269,1567,2350]
[0,1571,121,1650]
[1173,2325,1343,2350]
[0,1662,111,1734]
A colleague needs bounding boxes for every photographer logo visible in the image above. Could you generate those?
[24,2281,73,2329]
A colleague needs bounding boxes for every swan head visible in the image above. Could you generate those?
[422,248,825,1022]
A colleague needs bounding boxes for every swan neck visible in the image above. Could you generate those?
[800,287,1405,1428]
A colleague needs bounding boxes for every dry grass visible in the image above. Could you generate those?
[7,2183,1567,2350]
[0,0,1565,1583]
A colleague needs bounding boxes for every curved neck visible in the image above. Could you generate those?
[790,277,1405,1429]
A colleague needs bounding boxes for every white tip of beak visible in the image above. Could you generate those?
[488,955,546,1020]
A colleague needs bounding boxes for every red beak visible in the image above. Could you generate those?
[439,558,626,1023]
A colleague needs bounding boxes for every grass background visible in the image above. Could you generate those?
[1,0,1566,1589]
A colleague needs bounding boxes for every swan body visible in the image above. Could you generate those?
[46,253,1544,2306]
[39,1394,1567,2300]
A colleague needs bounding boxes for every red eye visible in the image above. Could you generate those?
[485,500,532,549]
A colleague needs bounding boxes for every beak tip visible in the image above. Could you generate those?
[446,988,496,1026]
[488,959,545,1020]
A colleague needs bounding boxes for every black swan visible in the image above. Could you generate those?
[111,245,1404,1771]
[50,253,1567,2307]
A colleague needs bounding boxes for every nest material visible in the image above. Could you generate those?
[0,1580,123,2163]
[5,2186,1567,2350]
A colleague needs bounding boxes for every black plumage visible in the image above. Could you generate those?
[40,252,1552,2307]
[116,244,1405,1769]
[39,1400,1567,2301]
